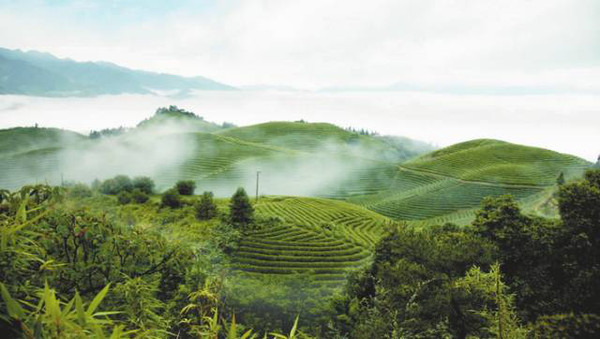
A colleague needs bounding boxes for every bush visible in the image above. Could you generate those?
[68,183,92,198]
[162,189,182,208]
[196,191,217,220]
[117,191,132,205]
[175,180,196,195]
[131,189,149,204]
[133,176,155,194]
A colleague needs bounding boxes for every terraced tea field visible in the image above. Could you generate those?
[348,140,591,225]
[230,197,390,285]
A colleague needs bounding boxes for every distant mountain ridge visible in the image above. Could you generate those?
[0,47,235,96]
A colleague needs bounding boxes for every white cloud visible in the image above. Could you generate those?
[1,0,599,89]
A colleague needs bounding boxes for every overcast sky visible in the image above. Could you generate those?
[1,0,599,90]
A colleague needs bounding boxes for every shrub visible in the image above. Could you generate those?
[68,183,92,198]
[117,191,132,205]
[131,188,149,204]
[229,188,253,227]
[162,188,182,208]
[133,176,155,194]
[196,191,217,220]
[175,180,196,195]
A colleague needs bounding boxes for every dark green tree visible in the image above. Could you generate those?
[229,188,253,227]
[175,180,196,196]
[133,176,155,194]
[196,191,217,220]
[161,188,182,208]
[556,169,600,313]
[556,172,565,185]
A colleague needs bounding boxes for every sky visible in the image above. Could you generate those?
[1,0,600,90]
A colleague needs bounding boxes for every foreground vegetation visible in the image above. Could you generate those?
[1,169,599,337]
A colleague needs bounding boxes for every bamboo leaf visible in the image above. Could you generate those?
[87,284,111,316]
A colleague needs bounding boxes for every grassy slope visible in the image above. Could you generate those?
[348,139,591,225]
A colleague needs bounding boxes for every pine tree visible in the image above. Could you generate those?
[556,172,565,186]
[229,188,253,227]
[197,191,217,220]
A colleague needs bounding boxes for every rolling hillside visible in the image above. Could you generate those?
[348,139,591,225]
[0,112,592,227]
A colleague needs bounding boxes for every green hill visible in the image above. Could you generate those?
[0,116,591,226]
[0,116,426,198]
[348,139,591,225]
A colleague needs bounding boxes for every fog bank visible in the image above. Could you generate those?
[0,90,598,161]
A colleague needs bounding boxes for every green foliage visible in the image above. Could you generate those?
[197,191,217,220]
[454,264,528,338]
[556,171,565,185]
[175,180,196,196]
[330,224,496,338]
[130,188,149,204]
[112,277,168,335]
[132,176,155,195]
[68,183,93,199]
[530,313,600,338]
[229,188,254,227]
[161,188,182,208]
[0,282,132,338]
[99,175,133,195]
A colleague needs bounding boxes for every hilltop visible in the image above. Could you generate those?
[0,47,235,96]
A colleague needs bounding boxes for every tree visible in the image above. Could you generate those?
[556,169,600,313]
[162,188,182,208]
[556,172,565,185]
[196,191,217,220]
[133,176,155,194]
[175,180,196,196]
[229,188,253,227]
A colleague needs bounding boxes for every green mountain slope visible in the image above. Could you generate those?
[348,139,591,225]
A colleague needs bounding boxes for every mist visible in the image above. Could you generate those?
[0,90,598,162]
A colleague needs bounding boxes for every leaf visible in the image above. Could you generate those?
[227,314,237,339]
[75,292,86,326]
[0,283,26,319]
[87,283,111,316]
